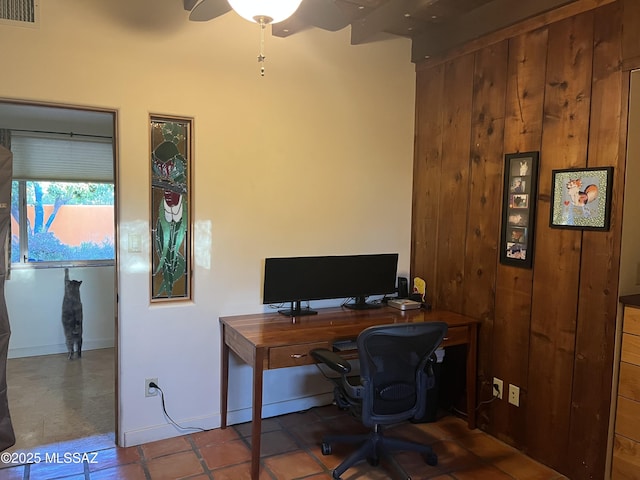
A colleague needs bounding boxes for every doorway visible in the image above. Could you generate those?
[0,100,118,452]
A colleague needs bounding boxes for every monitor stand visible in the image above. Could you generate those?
[278,301,318,317]
[344,296,382,310]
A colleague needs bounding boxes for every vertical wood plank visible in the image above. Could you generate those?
[491,27,548,446]
[568,3,624,478]
[464,40,508,423]
[410,4,626,478]
[435,53,475,311]
[526,12,594,472]
[411,66,445,305]
[621,0,640,69]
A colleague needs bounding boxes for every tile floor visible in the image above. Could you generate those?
[1,349,568,480]
[4,348,115,453]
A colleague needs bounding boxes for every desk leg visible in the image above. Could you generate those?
[466,323,478,430]
[220,325,229,429]
[250,348,265,480]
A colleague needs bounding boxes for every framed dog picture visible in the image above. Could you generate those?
[549,166,613,230]
[499,152,539,268]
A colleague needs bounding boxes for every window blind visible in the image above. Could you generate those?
[0,0,36,23]
[11,133,114,182]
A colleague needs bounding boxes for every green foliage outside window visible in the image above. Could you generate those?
[11,180,115,264]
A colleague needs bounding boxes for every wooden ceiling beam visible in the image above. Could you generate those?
[411,0,579,62]
[351,0,426,45]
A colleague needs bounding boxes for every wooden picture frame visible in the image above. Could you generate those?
[150,115,193,302]
[499,152,539,269]
[549,166,613,231]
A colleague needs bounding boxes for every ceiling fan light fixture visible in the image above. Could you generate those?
[227,0,303,24]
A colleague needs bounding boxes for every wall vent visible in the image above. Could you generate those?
[0,0,39,27]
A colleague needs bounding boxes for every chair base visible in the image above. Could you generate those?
[321,426,437,480]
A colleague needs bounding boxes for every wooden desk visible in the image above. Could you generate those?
[219,306,479,480]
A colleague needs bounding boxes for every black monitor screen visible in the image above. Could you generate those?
[262,253,398,305]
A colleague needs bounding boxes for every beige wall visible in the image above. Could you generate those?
[0,0,416,445]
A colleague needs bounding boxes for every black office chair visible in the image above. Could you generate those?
[311,321,448,480]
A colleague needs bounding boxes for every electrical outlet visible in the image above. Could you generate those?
[493,377,503,400]
[508,384,520,406]
[145,378,158,397]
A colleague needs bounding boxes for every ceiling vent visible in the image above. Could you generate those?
[0,0,38,27]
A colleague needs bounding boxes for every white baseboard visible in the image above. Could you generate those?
[8,339,115,359]
[121,393,334,447]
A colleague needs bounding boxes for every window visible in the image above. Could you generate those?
[9,131,115,266]
[11,181,114,264]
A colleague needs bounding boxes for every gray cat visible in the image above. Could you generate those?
[62,268,83,359]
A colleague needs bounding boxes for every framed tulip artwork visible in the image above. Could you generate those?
[499,151,539,269]
[150,115,193,302]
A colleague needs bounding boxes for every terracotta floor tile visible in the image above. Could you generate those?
[494,451,569,480]
[453,463,516,479]
[421,439,483,474]
[312,404,345,420]
[246,430,300,456]
[199,438,251,469]
[209,462,272,480]
[455,430,523,467]
[234,417,282,437]
[140,435,191,460]
[388,422,440,445]
[146,450,204,480]
[289,416,367,448]
[190,427,239,448]
[337,463,395,480]
[411,415,474,442]
[287,420,333,447]
[89,462,148,480]
[276,409,322,429]
[88,446,141,472]
[263,450,325,480]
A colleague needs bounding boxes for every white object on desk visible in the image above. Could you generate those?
[388,299,422,310]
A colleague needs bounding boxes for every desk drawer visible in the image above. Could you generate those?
[624,306,640,336]
[269,342,330,369]
[622,333,640,367]
[442,326,468,347]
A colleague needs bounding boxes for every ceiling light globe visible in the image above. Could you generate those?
[228,0,303,24]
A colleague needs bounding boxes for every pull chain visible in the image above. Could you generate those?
[258,17,266,77]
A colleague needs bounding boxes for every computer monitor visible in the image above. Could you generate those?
[263,253,399,316]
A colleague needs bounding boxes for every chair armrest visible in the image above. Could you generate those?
[310,348,352,375]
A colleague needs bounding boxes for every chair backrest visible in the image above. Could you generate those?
[357,321,448,427]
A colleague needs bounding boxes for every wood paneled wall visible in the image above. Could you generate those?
[411,1,639,478]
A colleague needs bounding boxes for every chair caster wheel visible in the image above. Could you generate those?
[424,452,438,466]
[366,456,379,466]
[332,470,341,479]
[321,442,332,455]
